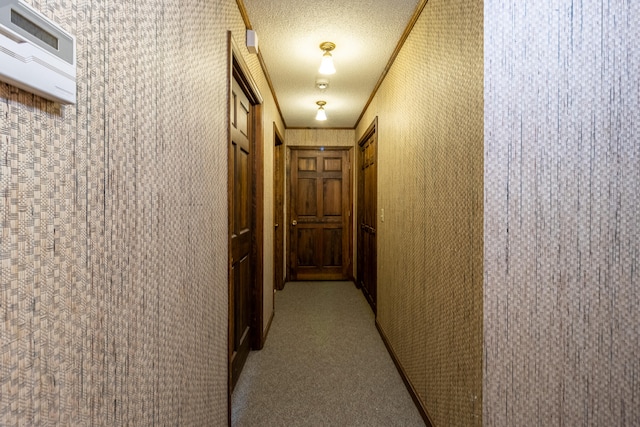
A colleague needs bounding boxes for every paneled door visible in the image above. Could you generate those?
[357,121,377,313]
[229,75,252,390]
[289,148,352,280]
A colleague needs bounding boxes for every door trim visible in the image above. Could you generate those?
[357,117,378,313]
[227,32,264,417]
[273,124,285,291]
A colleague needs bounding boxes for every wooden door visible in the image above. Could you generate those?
[289,148,352,280]
[229,76,252,389]
[357,122,377,312]
[273,127,285,290]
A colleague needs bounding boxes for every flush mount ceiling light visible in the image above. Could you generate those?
[315,101,327,121]
[318,42,336,75]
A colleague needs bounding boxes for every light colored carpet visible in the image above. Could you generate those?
[232,281,425,426]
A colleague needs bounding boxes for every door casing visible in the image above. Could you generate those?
[357,118,378,313]
[227,33,264,403]
[273,125,285,290]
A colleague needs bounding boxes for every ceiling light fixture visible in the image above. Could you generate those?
[318,42,336,75]
[315,101,327,121]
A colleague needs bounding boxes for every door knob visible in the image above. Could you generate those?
[292,220,297,226]
[275,223,279,228]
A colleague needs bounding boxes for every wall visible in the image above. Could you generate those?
[356,1,483,425]
[484,1,640,425]
[0,0,281,424]
[285,129,355,148]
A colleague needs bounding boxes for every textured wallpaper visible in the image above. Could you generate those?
[0,0,279,424]
[285,129,356,148]
[357,0,484,425]
[484,1,640,425]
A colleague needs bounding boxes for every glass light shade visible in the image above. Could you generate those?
[315,107,327,121]
[318,52,336,75]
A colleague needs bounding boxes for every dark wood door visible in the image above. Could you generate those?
[289,148,351,280]
[357,124,377,312]
[273,127,285,290]
[229,76,252,389]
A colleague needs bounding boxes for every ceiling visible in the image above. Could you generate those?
[240,0,423,129]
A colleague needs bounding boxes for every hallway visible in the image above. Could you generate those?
[232,282,424,426]
[2,0,638,425]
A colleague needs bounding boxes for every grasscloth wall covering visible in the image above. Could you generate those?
[357,1,483,425]
[285,129,355,148]
[0,0,282,424]
[484,1,640,425]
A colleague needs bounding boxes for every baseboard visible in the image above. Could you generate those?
[376,320,434,427]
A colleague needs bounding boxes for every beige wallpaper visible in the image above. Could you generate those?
[484,1,640,425]
[0,0,281,424]
[286,129,355,148]
[357,0,484,425]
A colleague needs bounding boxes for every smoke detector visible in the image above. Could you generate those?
[316,79,329,90]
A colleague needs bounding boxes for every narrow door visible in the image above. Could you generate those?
[357,123,377,312]
[229,76,252,389]
[273,126,285,290]
[289,148,352,280]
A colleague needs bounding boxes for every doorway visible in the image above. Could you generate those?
[273,125,285,290]
[357,119,378,312]
[288,147,352,281]
[228,39,264,393]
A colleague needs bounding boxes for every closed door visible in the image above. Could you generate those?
[229,76,252,389]
[289,148,352,281]
[357,124,377,312]
[273,128,285,290]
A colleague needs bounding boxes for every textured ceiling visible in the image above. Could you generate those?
[241,0,422,128]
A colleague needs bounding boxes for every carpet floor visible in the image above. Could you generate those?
[231,281,425,426]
